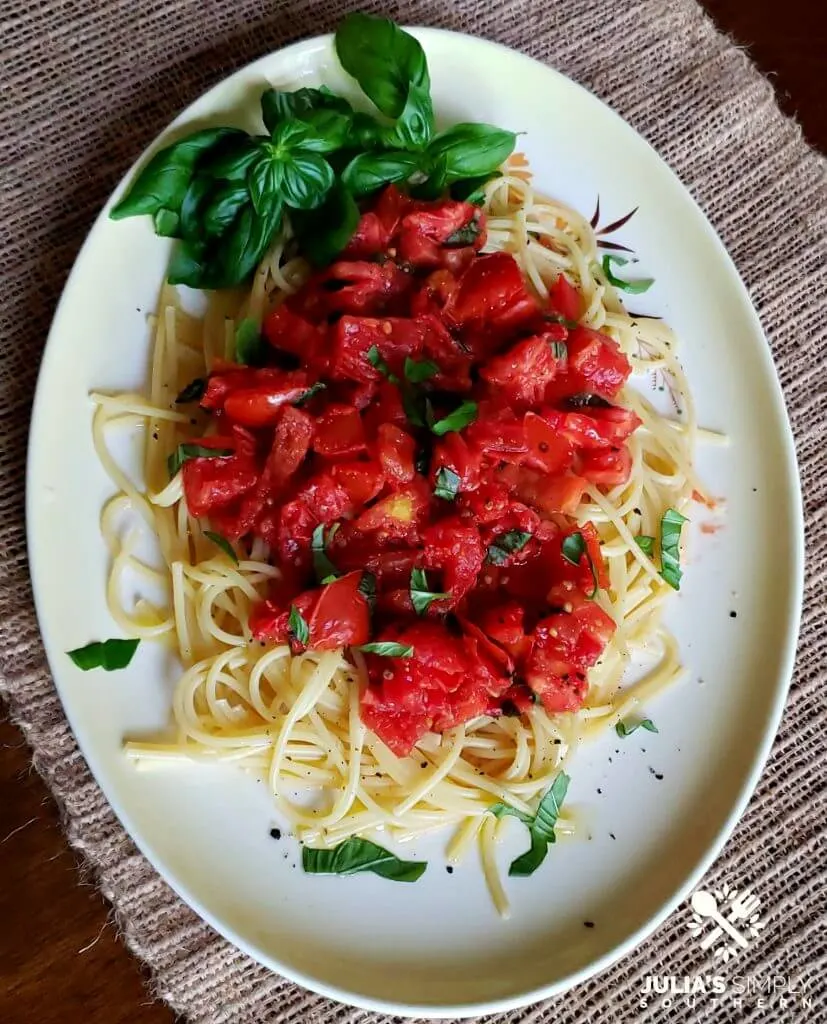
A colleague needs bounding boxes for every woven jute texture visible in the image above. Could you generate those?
[2,1,826,1022]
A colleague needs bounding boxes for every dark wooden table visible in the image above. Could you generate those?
[1,4,824,1022]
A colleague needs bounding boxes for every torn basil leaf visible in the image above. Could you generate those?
[234,317,267,366]
[302,837,426,881]
[635,535,655,556]
[434,466,460,501]
[489,773,570,877]
[366,344,398,383]
[602,254,654,295]
[311,523,340,583]
[560,531,599,598]
[204,530,239,564]
[167,443,232,478]
[616,718,658,737]
[444,215,482,247]
[430,400,477,436]
[660,507,688,590]
[295,381,327,406]
[356,641,414,657]
[288,604,310,647]
[403,356,439,383]
[358,570,377,611]
[487,530,532,565]
[409,567,449,615]
[67,638,140,672]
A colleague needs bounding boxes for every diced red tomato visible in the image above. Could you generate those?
[549,274,582,323]
[376,423,416,483]
[180,184,642,747]
[579,446,633,487]
[313,404,366,459]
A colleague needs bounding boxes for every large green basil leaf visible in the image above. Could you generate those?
[341,150,420,196]
[201,183,250,237]
[390,80,434,150]
[276,153,335,210]
[110,128,244,221]
[261,86,352,134]
[290,182,360,267]
[426,123,516,183]
[334,13,430,120]
[197,135,265,183]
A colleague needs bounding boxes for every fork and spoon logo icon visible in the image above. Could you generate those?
[686,883,765,961]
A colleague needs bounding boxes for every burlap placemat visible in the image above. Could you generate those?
[2,1,825,1021]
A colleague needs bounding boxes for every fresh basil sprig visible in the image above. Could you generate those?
[487,530,532,565]
[67,638,140,672]
[404,356,439,383]
[302,837,426,882]
[410,567,449,615]
[490,773,570,877]
[659,508,688,590]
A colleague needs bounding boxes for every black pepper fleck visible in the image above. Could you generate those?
[270,828,281,840]
[609,832,616,841]
[730,610,737,619]
[596,788,602,795]
[446,865,454,874]
[421,761,428,769]
[583,921,595,928]
[649,767,664,781]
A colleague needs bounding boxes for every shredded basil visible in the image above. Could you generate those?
[560,530,599,598]
[358,570,377,611]
[234,317,267,366]
[635,535,655,556]
[302,837,426,881]
[67,638,140,672]
[294,381,327,406]
[366,344,399,383]
[550,340,568,359]
[489,773,570,876]
[601,254,654,294]
[410,567,449,615]
[167,443,232,478]
[616,718,658,737]
[487,530,532,565]
[356,641,414,657]
[404,356,439,383]
[311,523,340,583]
[430,400,477,436]
[204,530,239,564]
[660,507,688,590]
[433,466,460,501]
[288,604,310,647]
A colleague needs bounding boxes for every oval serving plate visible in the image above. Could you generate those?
[26,28,803,1017]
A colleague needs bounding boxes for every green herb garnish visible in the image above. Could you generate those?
[616,718,658,737]
[204,530,239,564]
[489,773,570,877]
[366,345,399,383]
[311,523,340,583]
[288,605,310,648]
[302,837,426,882]
[560,531,599,598]
[410,567,449,615]
[404,356,439,383]
[356,641,414,658]
[433,466,461,501]
[635,535,655,556]
[487,530,532,565]
[234,317,267,366]
[67,638,140,672]
[167,443,232,478]
[430,400,477,436]
[601,254,654,294]
[659,508,688,590]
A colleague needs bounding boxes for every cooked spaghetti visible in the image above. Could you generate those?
[93,158,719,917]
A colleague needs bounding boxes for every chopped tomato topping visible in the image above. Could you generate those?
[177,185,641,756]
